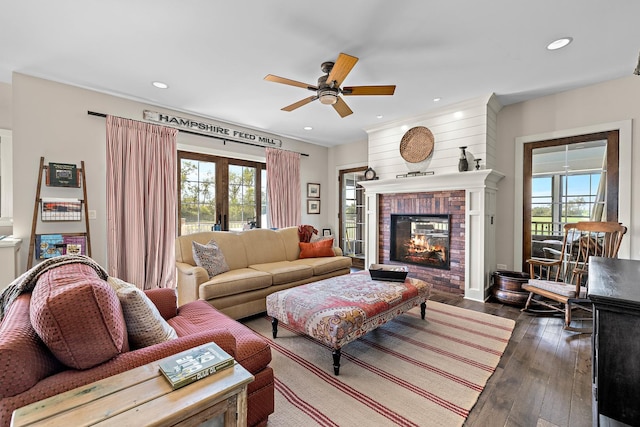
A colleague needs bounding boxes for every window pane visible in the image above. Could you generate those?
[180,159,216,235]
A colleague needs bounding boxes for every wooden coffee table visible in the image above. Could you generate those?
[11,358,254,427]
[266,271,432,375]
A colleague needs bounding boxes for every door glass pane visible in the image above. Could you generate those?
[228,164,256,231]
[180,159,216,234]
[530,140,606,258]
[341,170,365,259]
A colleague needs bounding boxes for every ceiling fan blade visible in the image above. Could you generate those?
[264,74,317,91]
[342,85,396,96]
[326,53,358,87]
[333,97,353,118]
[282,96,317,112]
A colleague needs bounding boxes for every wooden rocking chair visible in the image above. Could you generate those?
[522,221,627,333]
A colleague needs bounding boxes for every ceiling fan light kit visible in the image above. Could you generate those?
[264,52,396,118]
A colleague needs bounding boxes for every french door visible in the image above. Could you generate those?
[178,151,266,235]
[339,167,367,269]
[522,130,619,269]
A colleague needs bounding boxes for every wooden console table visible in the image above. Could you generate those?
[589,257,640,426]
[11,358,253,427]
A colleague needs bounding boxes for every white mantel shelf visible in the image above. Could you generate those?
[360,169,505,302]
[358,169,505,194]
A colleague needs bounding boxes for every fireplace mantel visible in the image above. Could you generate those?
[358,169,504,194]
[360,169,504,302]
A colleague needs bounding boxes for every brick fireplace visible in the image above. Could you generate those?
[380,191,465,294]
[359,169,504,301]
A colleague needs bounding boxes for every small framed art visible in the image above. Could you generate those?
[307,199,320,214]
[307,183,320,198]
[322,228,331,236]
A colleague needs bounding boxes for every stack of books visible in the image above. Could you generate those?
[158,342,234,390]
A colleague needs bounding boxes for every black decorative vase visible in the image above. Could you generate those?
[458,146,468,172]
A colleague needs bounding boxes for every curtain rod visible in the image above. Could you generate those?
[87,111,309,157]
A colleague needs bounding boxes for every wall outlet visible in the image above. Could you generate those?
[497,263,507,271]
[88,210,97,220]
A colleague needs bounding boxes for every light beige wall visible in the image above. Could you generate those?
[0,82,11,129]
[12,73,330,274]
[496,75,640,269]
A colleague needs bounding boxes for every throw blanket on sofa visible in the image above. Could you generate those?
[297,225,318,243]
[0,255,109,321]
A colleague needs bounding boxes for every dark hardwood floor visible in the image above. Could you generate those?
[429,290,592,427]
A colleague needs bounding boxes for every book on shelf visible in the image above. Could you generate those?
[36,234,87,259]
[158,342,234,390]
[46,162,80,187]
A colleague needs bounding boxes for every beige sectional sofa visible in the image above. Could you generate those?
[175,227,352,319]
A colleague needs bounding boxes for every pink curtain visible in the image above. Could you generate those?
[106,116,178,289]
[266,147,301,228]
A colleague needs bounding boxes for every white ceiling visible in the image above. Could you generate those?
[1,1,639,147]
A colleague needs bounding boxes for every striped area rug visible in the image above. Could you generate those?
[244,300,515,427]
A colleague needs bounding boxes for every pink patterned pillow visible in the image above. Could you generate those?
[192,240,230,277]
[30,263,129,370]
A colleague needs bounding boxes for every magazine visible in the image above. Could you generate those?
[158,342,234,390]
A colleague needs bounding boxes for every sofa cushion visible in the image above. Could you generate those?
[169,300,271,375]
[0,293,62,399]
[30,263,129,370]
[298,238,335,259]
[276,226,304,261]
[199,268,272,300]
[291,256,353,276]
[249,261,313,285]
[107,277,178,349]
[176,231,249,270]
[240,228,288,265]
[192,240,230,277]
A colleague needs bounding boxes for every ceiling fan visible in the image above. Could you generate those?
[264,53,396,118]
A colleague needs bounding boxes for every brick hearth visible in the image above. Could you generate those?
[379,190,465,294]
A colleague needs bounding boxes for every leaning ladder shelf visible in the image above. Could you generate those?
[27,157,92,269]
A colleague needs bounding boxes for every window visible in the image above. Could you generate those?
[178,151,265,234]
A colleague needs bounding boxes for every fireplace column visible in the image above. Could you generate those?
[360,169,504,302]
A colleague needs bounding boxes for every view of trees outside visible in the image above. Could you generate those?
[180,159,262,234]
[228,164,257,230]
[531,173,601,236]
[180,159,216,234]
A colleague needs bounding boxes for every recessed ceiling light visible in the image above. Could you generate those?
[546,37,573,51]
[303,126,313,131]
[401,125,409,131]
[454,111,464,119]
[376,115,383,119]
[433,97,441,102]
[152,81,169,89]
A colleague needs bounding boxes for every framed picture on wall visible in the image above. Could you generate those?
[322,228,331,236]
[307,199,320,214]
[307,183,320,198]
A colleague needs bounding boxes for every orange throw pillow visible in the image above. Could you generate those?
[299,238,335,259]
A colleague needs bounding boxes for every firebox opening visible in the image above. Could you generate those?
[390,214,450,270]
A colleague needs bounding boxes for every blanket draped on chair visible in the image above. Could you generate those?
[297,225,318,243]
[0,255,109,321]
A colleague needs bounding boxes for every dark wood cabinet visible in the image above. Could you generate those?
[589,257,640,427]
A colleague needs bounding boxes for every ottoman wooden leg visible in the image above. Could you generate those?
[332,349,341,376]
[420,302,426,320]
[271,318,278,339]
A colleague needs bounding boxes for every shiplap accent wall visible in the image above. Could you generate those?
[365,94,501,178]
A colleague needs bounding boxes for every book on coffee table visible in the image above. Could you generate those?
[158,342,234,390]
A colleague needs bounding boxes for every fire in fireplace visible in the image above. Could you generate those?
[390,214,450,270]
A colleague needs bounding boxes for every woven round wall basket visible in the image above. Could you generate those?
[399,126,434,163]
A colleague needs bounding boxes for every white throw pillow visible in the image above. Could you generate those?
[107,277,178,349]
